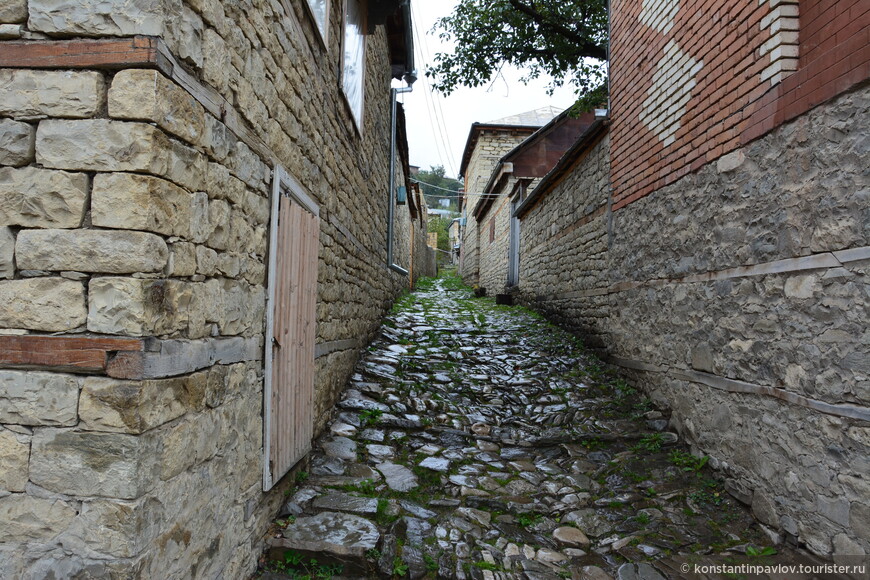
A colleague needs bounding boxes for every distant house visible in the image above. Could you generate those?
[458,105,561,286]
[516,0,869,558]
[471,109,595,296]
[0,0,427,577]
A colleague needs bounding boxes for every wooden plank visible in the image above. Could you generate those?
[286,200,303,470]
[302,213,319,454]
[0,36,159,69]
[154,39,223,119]
[263,166,283,490]
[297,208,312,461]
[106,337,260,379]
[678,370,870,423]
[0,335,143,372]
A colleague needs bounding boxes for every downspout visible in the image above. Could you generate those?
[388,83,414,275]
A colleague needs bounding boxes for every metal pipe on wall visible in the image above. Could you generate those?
[388,83,414,276]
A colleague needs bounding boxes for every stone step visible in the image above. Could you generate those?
[267,512,379,576]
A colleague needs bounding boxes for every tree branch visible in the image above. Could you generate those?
[507,0,607,60]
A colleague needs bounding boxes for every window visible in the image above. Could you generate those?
[342,0,366,130]
[304,0,329,45]
[489,218,495,243]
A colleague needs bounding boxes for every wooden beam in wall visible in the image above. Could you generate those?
[0,335,144,373]
[0,36,159,69]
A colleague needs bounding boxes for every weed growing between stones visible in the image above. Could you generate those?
[358,408,383,426]
[266,550,344,579]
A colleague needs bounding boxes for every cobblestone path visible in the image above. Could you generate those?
[258,272,820,580]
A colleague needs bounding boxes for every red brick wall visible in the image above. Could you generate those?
[610,0,869,211]
[800,0,866,67]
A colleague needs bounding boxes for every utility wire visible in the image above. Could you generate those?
[410,2,459,178]
[419,34,459,175]
[410,178,505,199]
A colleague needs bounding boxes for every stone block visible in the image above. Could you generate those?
[716,149,746,173]
[202,28,230,92]
[0,0,27,22]
[91,173,194,238]
[79,372,206,434]
[191,191,211,243]
[0,119,35,166]
[36,119,170,174]
[187,279,220,338]
[0,70,103,118]
[159,416,196,480]
[165,139,208,193]
[164,4,204,68]
[16,229,168,273]
[0,23,21,38]
[784,274,818,299]
[59,497,163,558]
[29,428,156,499]
[196,245,218,276]
[216,253,240,277]
[0,495,77,541]
[109,69,206,145]
[88,277,190,336]
[0,278,86,332]
[0,429,29,491]
[229,211,257,254]
[0,370,81,426]
[0,227,13,279]
[219,279,264,336]
[28,0,164,36]
[165,242,197,277]
[0,166,88,228]
[207,199,231,249]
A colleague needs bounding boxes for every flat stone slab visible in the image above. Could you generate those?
[273,512,379,575]
[321,436,357,461]
[312,493,378,515]
[553,526,590,548]
[418,457,450,472]
[377,461,418,492]
[280,512,379,549]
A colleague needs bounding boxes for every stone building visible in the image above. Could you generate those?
[457,106,560,286]
[518,0,869,559]
[0,0,428,577]
[470,110,595,297]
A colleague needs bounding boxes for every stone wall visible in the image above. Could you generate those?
[477,195,512,295]
[518,134,611,351]
[0,0,421,576]
[517,87,869,556]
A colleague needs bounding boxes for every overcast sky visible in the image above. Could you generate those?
[397,1,576,180]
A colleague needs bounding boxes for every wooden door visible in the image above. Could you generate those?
[263,166,319,491]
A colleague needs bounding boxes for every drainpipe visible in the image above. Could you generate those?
[387,79,415,275]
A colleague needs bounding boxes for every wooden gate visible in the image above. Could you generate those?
[263,166,319,491]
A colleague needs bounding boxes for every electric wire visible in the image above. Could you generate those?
[410,178,504,199]
[409,2,459,178]
[416,19,459,176]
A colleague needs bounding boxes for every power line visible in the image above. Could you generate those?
[410,178,506,199]
[418,27,459,176]
[410,3,459,178]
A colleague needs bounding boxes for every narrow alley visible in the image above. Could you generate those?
[258,271,824,580]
